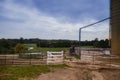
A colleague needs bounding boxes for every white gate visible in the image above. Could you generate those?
[47,51,63,64]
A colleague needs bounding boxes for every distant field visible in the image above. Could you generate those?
[27,47,69,53]
[82,46,93,48]
[23,44,69,53]
[23,43,37,48]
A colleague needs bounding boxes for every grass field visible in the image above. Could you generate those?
[23,44,69,53]
[23,44,37,48]
[27,47,69,53]
[0,64,67,80]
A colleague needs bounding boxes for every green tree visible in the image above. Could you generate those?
[0,39,12,50]
[93,38,99,47]
[0,39,15,54]
[14,44,26,54]
[20,37,24,43]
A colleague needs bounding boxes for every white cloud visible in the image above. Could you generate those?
[0,0,109,40]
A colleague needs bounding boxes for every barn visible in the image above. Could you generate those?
[110,0,120,56]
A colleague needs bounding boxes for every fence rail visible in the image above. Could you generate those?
[47,51,63,64]
[0,53,46,65]
[0,49,120,67]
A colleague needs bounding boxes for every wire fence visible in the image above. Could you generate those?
[76,18,120,68]
[73,47,120,70]
[0,51,46,65]
[80,18,110,41]
[0,49,120,67]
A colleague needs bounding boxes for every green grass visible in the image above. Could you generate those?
[26,47,69,53]
[37,47,69,53]
[23,44,37,48]
[81,46,93,48]
[23,44,69,53]
[0,64,67,80]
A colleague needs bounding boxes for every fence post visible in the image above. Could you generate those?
[79,28,81,59]
[29,53,31,65]
[5,50,6,65]
[109,53,112,68]
[93,51,95,64]
[12,54,14,65]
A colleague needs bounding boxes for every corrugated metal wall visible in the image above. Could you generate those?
[111,0,120,55]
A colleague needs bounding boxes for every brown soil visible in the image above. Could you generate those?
[34,61,120,80]
[34,51,120,80]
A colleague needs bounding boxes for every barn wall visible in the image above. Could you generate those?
[111,0,120,55]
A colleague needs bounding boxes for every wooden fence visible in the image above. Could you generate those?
[47,51,63,64]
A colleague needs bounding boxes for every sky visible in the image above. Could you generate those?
[0,0,110,40]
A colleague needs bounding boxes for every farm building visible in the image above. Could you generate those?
[110,0,120,56]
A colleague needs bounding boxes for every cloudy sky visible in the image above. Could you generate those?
[0,0,110,40]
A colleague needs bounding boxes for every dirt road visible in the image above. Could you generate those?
[35,61,120,80]
[35,51,120,80]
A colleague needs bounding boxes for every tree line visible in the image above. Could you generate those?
[0,38,110,54]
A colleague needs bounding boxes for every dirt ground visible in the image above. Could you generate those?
[34,60,120,80]
[34,51,120,80]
